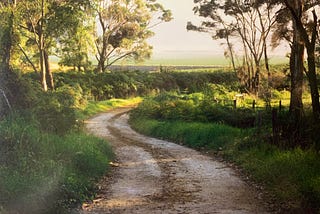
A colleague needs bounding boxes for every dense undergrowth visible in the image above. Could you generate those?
[0,73,140,213]
[129,91,320,213]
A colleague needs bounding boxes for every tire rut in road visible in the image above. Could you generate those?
[107,111,200,207]
[108,125,199,205]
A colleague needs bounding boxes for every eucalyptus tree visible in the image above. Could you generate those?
[284,0,320,122]
[93,0,172,73]
[57,24,94,72]
[17,0,91,91]
[189,0,276,94]
[270,0,320,122]
[55,2,95,72]
[271,1,306,126]
[17,0,49,90]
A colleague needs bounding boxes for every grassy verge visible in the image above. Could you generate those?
[0,98,141,213]
[129,117,242,150]
[129,111,320,212]
[0,115,113,213]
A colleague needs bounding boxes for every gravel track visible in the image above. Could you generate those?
[81,108,269,214]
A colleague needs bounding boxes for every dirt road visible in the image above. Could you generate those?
[81,108,269,214]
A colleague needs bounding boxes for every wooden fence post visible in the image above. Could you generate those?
[233,99,237,109]
[279,100,282,111]
[252,100,256,110]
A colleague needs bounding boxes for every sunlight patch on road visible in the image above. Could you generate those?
[83,197,149,210]
[110,156,203,167]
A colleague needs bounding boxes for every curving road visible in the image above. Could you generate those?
[81,108,269,214]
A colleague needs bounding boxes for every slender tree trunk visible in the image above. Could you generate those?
[97,38,107,73]
[225,33,236,73]
[39,0,47,91]
[242,42,252,90]
[96,14,107,73]
[264,42,272,107]
[264,42,270,88]
[44,50,54,90]
[253,61,260,95]
[39,39,47,91]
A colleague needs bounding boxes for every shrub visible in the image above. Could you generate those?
[31,85,86,135]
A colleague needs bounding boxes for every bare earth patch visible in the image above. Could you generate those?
[81,108,270,214]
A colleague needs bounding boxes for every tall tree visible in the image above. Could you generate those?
[189,0,276,94]
[55,2,95,72]
[93,0,172,72]
[17,0,53,91]
[226,0,276,94]
[284,0,320,122]
[272,3,305,122]
[271,0,320,122]
[17,0,91,91]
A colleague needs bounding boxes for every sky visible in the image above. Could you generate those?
[147,0,224,59]
[146,0,288,65]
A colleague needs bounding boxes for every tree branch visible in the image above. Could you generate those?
[107,51,134,66]
[17,43,38,73]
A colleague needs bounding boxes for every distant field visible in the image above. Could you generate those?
[50,55,288,72]
[108,65,225,72]
[119,55,288,66]
[111,55,288,72]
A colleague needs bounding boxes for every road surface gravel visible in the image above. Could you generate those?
[81,108,269,214]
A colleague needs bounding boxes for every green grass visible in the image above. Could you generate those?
[79,97,142,119]
[0,114,114,213]
[225,143,320,211]
[129,117,242,150]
